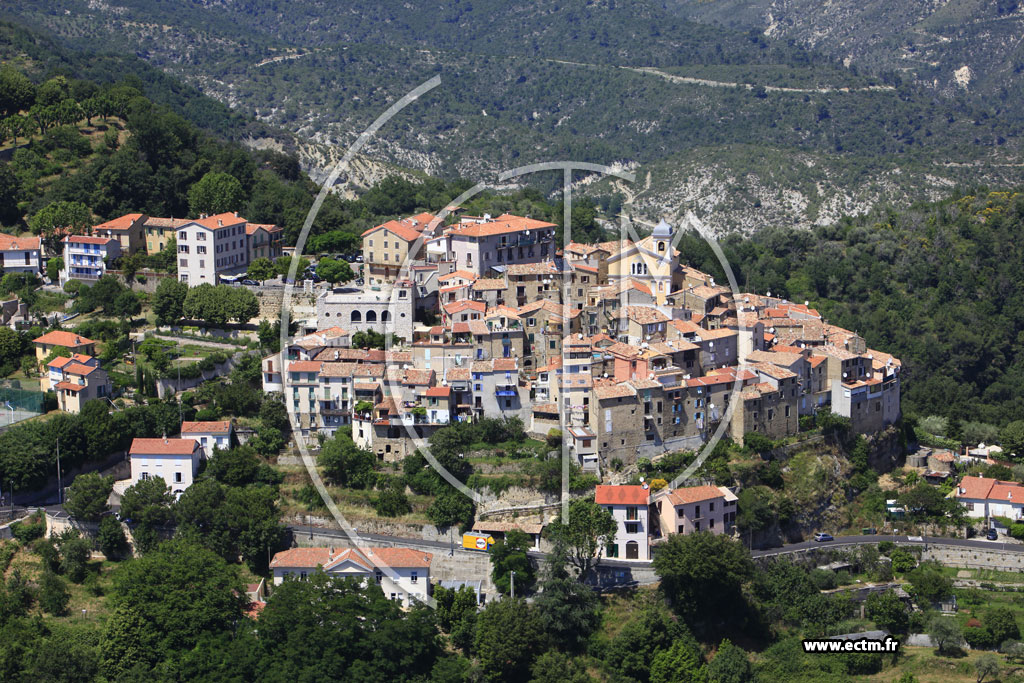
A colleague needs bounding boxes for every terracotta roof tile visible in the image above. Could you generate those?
[180,421,231,434]
[595,485,649,505]
[130,438,200,456]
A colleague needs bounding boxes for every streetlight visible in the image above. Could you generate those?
[510,570,516,599]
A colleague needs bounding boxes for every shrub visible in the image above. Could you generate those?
[11,512,45,544]
[38,571,70,616]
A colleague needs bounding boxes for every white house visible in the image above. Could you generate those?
[269,546,432,607]
[179,420,233,454]
[954,475,1024,523]
[60,235,121,285]
[176,212,250,286]
[127,437,203,497]
[0,234,41,274]
[595,484,651,561]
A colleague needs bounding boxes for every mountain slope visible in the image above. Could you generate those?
[3,2,1024,233]
[668,0,1024,98]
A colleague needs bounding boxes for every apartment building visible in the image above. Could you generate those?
[446,214,556,277]
[91,213,146,254]
[60,235,121,285]
[176,212,249,285]
[362,215,432,285]
[144,216,190,254]
[246,222,284,262]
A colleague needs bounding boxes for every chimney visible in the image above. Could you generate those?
[217,219,223,227]
[234,211,239,218]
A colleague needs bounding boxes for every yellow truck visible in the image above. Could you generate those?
[462,532,494,552]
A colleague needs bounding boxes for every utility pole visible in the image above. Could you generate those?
[510,570,516,599]
[449,527,454,557]
[56,437,62,506]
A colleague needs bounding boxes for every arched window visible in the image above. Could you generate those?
[381,310,391,322]
[366,310,377,322]
[351,310,362,323]
[658,241,666,252]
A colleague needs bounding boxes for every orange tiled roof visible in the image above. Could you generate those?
[665,485,726,505]
[180,420,232,434]
[130,437,200,456]
[194,213,246,231]
[93,213,143,231]
[33,331,95,347]
[0,234,40,251]
[595,485,649,505]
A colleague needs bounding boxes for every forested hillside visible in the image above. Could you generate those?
[4,3,1024,232]
[678,189,1024,428]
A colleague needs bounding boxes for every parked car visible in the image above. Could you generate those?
[355,254,363,262]
[355,278,365,286]
[813,532,833,542]
[241,279,258,286]
[987,528,999,540]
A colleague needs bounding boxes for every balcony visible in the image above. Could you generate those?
[495,387,517,397]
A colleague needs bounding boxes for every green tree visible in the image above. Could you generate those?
[490,529,535,595]
[604,599,694,683]
[433,584,478,652]
[247,257,277,283]
[225,286,259,323]
[865,589,909,633]
[984,606,1020,646]
[650,637,706,683]
[545,498,616,578]
[373,485,412,517]
[426,489,475,530]
[256,571,441,680]
[204,446,261,487]
[907,561,953,605]
[975,654,1000,683]
[706,639,751,683]
[64,472,113,522]
[318,431,376,488]
[188,171,245,216]
[29,201,91,254]
[1001,420,1024,459]
[316,257,355,284]
[152,276,188,326]
[98,515,129,560]
[530,651,593,683]
[474,598,543,682]
[929,616,965,655]
[653,532,754,624]
[37,570,70,616]
[119,477,175,553]
[46,256,63,282]
[102,540,244,676]
[533,557,601,653]
[58,531,92,583]
[889,546,917,573]
[0,68,35,117]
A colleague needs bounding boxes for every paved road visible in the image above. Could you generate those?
[289,525,1024,568]
[751,534,1024,557]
